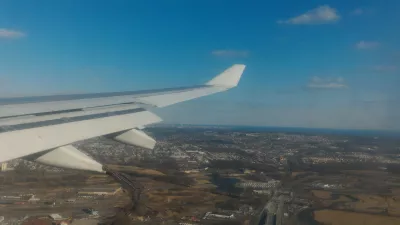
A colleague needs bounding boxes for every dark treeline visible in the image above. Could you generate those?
[205,147,254,157]
[287,159,386,174]
[244,174,271,182]
[386,164,400,174]
[209,160,277,173]
[121,171,195,187]
[307,162,385,174]
[153,175,195,187]
[208,221,242,225]
[215,199,240,210]
[188,139,234,145]
[121,158,183,175]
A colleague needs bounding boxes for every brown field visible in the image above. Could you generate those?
[141,174,228,219]
[310,189,400,217]
[310,190,353,208]
[347,194,400,216]
[311,190,331,199]
[187,173,215,187]
[342,170,388,176]
[291,172,306,177]
[145,186,228,218]
[390,188,400,196]
[106,165,165,176]
[314,209,400,225]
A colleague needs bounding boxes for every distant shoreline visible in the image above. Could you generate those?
[149,124,400,137]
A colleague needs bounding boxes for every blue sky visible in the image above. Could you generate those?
[0,0,399,130]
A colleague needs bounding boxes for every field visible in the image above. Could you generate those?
[314,210,400,225]
[310,189,400,216]
[105,165,165,176]
[290,165,400,224]
[133,173,229,220]
[0,170,128,220]
[311,190,331,199]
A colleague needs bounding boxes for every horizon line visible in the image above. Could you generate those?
[150,123,400,133]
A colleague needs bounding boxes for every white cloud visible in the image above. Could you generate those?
[0,28,25,39]
[307,76,348,89]
[277,5,340,25]
[355,41,380,50]
[372,65,397,72]
[351,8,364,16]
[211,50,249,57]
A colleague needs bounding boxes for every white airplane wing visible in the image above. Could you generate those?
[0,64,245,172]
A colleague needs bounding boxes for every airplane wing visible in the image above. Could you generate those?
[0,64,246,172]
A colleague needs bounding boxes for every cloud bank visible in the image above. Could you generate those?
[307,76,348,89]
[356,41,380,50]
[211,50,249,57]
[0,28,25,39]
[372,65,397,72]
[278,5,340,25]
[351,8,364,16]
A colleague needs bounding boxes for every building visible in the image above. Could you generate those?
[0,162,12,171]
[254,190,272,195]
[203,212,235,220]
[184,169,200,174]
[65,198,76,203]
[82,208,99,216]
[239,180,280,189]
[49,214,63,221]
[28,195,40,203]
[48,214,70,225]
[1,162,7,171]
[77,186,121,196]
[244,169,256,174]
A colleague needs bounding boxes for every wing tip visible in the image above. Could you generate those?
[206,64,246,87]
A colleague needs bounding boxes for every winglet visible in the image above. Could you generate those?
[206,64,246,87]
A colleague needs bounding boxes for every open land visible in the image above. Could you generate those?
[0,125,399,225]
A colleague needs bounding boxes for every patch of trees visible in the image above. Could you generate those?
[209,160,245,171]
[155,175,195,187]
[215,199,241,210]
[386,164,400,174]
[244,174,270,182]
[188,139,234,145]
[121,170,195,187]
[206,147,253,157]
[108,211,131,225]
[240,196,266,208]
[209,160,277,173]
[155,158,180,173]
[158,175,194,187]
[287,157,310,172]
[208,221,242,225]
[307,162,384,174]
[127,158,180,172]
[353,182,390,194]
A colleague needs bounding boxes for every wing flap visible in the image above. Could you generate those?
[30,145,104,173]
[0,103,142,127]
[0,111,162,163]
